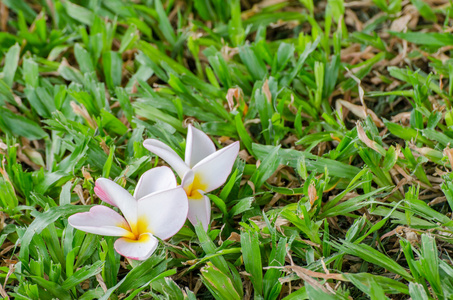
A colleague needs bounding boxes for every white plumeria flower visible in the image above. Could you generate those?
[143,124,239,231]
[68,167,188,261]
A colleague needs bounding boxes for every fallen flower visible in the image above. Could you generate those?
[68,167,188,260]
[143,124,239,231]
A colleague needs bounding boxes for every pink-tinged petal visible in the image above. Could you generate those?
[192,142,240,192]
[114,233,158,261]
[68,206,134,238]
[143,139,190,179]
[94,185,116,207]
[187,195,211,232]
[94,178,137,230]
[134,167,177,200]
[137,186,188,240]
[185,125,216,168]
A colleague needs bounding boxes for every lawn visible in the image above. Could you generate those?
[1,0,453,299]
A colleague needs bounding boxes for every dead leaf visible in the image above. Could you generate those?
[308,182,318,205]
[74,184,86,205]
[444,148,453,169]
[82,167,93,181]
[336,99,366,120]
[390,14,412,32]
[283,265,345,292]
[226,87,243,111]
[262,79,272,103]
[96,273,108,293]
[356,122,386,155]
[71,101,96,129]
[0,2,8,32]
[227,232,241,242]
[22,147,45,167]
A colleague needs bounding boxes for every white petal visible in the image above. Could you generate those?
[181,170,194,194]
[137,186,188,240]
[94,179,137,231]
[185,125,216,168]
[134,166,177,200]
[192,142,240,192]
[68,206,134,238]
[114,233,158,260]
[143,139,190,179]
[187,195,211,232]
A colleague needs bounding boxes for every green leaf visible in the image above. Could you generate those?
[228,0,245,46]
[28,276,71,300]
[0,178,18,213]
[345,273,409,295]
[306,283,337,300]
[235,114,254,155]
[150,277,185,300]
[419,234,442,297]
[35,171,72,194]
[117,257,171,293]
[241,229,263,296]
[154,0,176,45]
[238,45,267,81]
[331,240,413,281]
[0,79,15,105]
[382,146,398,171]
[0,107,47,140]
[2,43,20,87]
[201,262,242,300]
[319,186,389,218]
[208,194,228,216]
[64,1,94,25]
[383,119,433,147]
[249,145,281,190]
[1,0,36,22]
[390,31,453,47]
[194,222,229,275]
[74,44,95,74]
[61,261,104,290]
[282,287,308,300]
[102,51,122,91]
[253,144,361,179]
[100,110,128,136]
[119,24,138,53]
[23,58,39,88]
[58,62,85,84]
[282,38,319,86]
[229,197,254,217]
[99,258,174,300]
[408,283,429,300]
[134,101,185,133]
[19,205,92,261]
[272,42,295,74]
[263,237,286,299]
[410,0,436,22]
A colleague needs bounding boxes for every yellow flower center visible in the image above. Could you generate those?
[120,216,150,240]
[122,233,151,244]
[184,174,207,200]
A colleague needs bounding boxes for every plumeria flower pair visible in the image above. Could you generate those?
[69,167,188,261]
[144,124,239,231]
[69,125,239,260]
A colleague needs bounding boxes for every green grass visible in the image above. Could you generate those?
[1,0,453,299]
